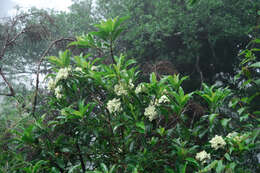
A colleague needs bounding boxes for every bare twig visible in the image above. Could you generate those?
[0,18,28,96]
[76,142,86,172]
[196,55,204,90]
[32,37,75,117]
[0,68,15,96]
[0,12,48,97]
[110,39,116,64]
[6,28,28,46]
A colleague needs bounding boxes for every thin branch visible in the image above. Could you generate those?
[110,39,116,64]
[76,142,86,172]
[6,28,28,46]
[196,55,204,90]
[0,27,13,96]
[32,37,75,117]
[0,28,10,60]
[0,16,33,96]
[0,12,57,97]
[0,68,15,96]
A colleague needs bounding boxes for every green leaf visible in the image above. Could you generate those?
[216,160,224,173]
[249,62,260,68]
[237,107,246,115]
[113,16,130,30]
[136,121,145,133]
[129,141,135,152]
[251,48,260,52]
[109,165,116,173]
[180,162,188,173]
[228,99,239,109]
[240,113,249,121]
[157,127,165,136]
[68,164,81,173]
[61,148,70,153]
[252,39,260,43]
[100,163,108,173]
[132,167,138,173]
[253,111,260,115]
[221,118,231,128]
[48,56,63,67]
[185,157,199,167]
[200,160,218,172]
[189,0,200,5]
[32,160,47,173]
[224,153,231,161]
[209,114,218,126]
[113,123,124,134]
[150,72,157,83]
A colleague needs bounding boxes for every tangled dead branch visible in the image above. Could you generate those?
[0,12,56,97]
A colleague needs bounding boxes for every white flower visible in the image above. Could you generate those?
[163,89,168,94]
[234,135,244,143]
[55,86,63,99]
[55,67,71,83]
[61,109,66,116]
[114,83,127,96]
[226,132,239,139]
[158,95,170,104]
[91,65,98,71]
[195,150,211,163]
[144,105,158,121]
[135,83,145,94]
[47,78,56,90]
[75,67,83,73]
[129,79,134,89]
[209,135,226,150]
[227,132,246,143]
[107,98,122,114]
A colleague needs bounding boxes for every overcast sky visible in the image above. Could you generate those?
[0,0,72,17]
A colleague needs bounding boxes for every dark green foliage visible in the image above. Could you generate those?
[0,1,260,173]
[95,0,260,88]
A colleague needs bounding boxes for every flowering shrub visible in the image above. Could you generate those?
[9,17,259,173]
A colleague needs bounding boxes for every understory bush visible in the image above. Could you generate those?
[1,17,259,173]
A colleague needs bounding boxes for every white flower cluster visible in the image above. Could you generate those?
[162,89,168,94]
[91,65,98,71]
[114,83,128,96]
[107,98,122,114]
[61,109,67,116]
[114,79,135,96]
[75,67,83,73]
[55,67,71,83]
[144,104,157,121]
[148,95,170,107]
[226,132,238,139]
[129,79,134,89]
[226,132,245,143]
[209,135,226,150]
[135,83,145,94]
[47,67,72,99]
[47,78,56,90]
[55,86,63,99]
[158,95,170,104]
[195,150,211,163]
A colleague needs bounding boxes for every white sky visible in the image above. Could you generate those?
[13,0,72,11]
[5,0,73,16]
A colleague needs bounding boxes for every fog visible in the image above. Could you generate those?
[0,0,15,17]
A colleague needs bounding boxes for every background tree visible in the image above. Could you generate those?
[95,0,260,89]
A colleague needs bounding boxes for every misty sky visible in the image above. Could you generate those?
[0,0,72,17]
[0,0,15,17]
